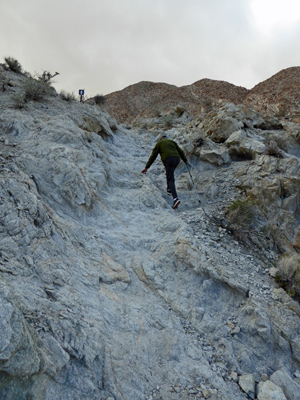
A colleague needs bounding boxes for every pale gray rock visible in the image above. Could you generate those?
[226,129,266,159]
[0,285,44,377]
[269,267,279,277]
[291,336,300,363]
[192,103,266,143]
[199,146,231,166]
[238,374,256,399]
[0,69,300,400]
[271,369,300,400]
[257,380,287,400]
[202,389,211,398]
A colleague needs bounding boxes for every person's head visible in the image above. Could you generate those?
[158,134,167,141]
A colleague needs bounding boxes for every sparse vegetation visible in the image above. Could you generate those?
[24,77,54,101]
[276,253,300,298]
[36,70,59,84]
[60,90,76,102]
[163,113,175,129]
[12,94,26,109]
[204,99,214,113]
[94,94,106,105]
[226,197,256,239]
[4,57,23,73]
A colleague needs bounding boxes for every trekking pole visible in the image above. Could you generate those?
[186,164,201,203]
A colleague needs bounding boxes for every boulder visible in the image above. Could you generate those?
[271,369,300,400]
[199,146,231,166]
[208,116,243,142]
[257,381,287,400]
[174,104,186,115]
[238,374,256,399]
[226,129,266,159]
[199,103,266,143]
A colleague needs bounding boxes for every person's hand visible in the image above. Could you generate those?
[185,162,192,169]
[141,168,148,174]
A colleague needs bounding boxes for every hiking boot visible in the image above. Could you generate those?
[167,188,172,195]
[172,198,180,209]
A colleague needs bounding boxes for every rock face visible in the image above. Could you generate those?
[244,67,300,116]
[1,68,300,400]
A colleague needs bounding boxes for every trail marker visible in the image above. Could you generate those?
[79,89,85,102]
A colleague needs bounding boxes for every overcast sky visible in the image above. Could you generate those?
[2,0,300,98]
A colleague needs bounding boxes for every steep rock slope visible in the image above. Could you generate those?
[244,67,300,116]
[0,69,300,400]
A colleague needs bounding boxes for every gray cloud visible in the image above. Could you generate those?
[1,0,300,98]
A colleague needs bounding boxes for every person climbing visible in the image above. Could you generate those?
[141,135,188,209]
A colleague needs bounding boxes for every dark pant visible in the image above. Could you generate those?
[163,156,180,199]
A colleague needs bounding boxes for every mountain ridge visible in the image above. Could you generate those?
[104,67,300,123]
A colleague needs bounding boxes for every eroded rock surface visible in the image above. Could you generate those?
[0,69,300,400]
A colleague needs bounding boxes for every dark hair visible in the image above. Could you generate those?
[160,135,167,140]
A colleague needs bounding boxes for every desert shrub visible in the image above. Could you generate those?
[36,70,59,84]
[204,99,213,113]
[23,71,32,78]
[12,94,26,109]
[4,57,22,73]
[163,113,175,129]
[94,94,106,105]
[263,139,283,158]
[226,197,256,239]
[24,78,53,101]
[60,90,76,102]
[276,253,300,298]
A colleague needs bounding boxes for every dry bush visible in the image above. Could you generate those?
[4,57,22,73]
[12,94,26,109]
[226,197,256,240]
[94,94,106,105]
[36,70,59,84]
[163,113,175,129]
[276,253,300,298]
[60,90,76,102]
[24,78,53,101]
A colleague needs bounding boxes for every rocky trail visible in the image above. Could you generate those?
[0,67,300,400]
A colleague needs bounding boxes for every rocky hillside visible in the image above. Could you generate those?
[104,67,300,124]
[104,79,249,123]
[244,67,300,118]
[1,64,300,400]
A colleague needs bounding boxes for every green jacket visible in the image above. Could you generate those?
[145,139,187,169]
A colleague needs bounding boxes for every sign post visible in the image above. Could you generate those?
[79,89,85,102]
